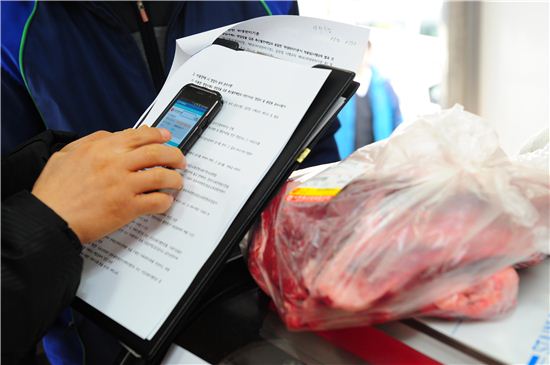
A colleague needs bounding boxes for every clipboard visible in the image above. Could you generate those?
[73,39,359,364]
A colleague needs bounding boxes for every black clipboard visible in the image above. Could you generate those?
[73,40,359,364]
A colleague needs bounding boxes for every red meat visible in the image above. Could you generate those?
[426,267,519,319]
[248,176,541,330]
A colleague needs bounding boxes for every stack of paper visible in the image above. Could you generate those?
[76,16,370,340]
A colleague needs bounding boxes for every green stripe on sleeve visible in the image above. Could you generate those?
[259,0,273,16]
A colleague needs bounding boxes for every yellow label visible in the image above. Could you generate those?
[286,187,341,202]
[289,187,341,197]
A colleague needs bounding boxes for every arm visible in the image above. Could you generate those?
[1,127,186,362]
[1,130,77,200]
[1,130,83,363]
[1,192,83,364]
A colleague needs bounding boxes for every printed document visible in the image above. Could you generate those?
[169,15,369,78]
[76,45,330,339]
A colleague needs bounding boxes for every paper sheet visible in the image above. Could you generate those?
[162,345,209,365]
[168,15,369,80]
[77,45,330,339]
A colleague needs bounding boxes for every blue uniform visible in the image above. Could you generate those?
[2,1,340,166]
[1,2,341,364]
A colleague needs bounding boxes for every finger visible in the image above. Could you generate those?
[115,126,172,149]
[125,144,186,171]
[62,130,112,152]
[131,167,184,193]
[134,192,175,215]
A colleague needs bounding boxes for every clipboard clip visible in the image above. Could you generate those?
[296,148,311,163]
[213,38,241,51]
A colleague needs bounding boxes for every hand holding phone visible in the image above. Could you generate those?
[152,83,223,154]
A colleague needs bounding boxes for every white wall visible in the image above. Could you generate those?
[478,1,549,155]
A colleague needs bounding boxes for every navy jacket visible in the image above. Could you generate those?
[1,1,340,166]
[1,2,340,364]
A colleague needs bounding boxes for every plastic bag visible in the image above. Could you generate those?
[513,127,549,267]
[247,105,549,330]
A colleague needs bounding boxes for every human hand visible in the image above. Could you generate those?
[32,127,186,243]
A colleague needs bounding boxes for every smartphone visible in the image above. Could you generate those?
[152,83,223,154]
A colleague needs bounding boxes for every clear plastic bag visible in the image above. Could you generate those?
[247,105,549,330]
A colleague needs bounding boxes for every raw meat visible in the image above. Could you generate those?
[246,107,548,330]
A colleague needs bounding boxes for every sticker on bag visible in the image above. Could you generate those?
[286,158,365,202]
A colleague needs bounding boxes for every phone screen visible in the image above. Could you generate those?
[156,99,208,147]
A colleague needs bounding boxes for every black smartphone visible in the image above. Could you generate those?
[152,83,223,154]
